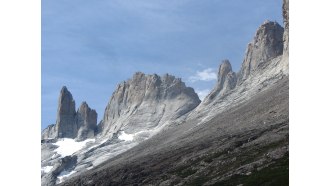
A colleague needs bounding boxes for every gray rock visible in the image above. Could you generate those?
[100,72,201,138]
[41,155,78,186]
[283,0,289,55]
[238,21,284,82]
[41,86,98,140]
[55,86,77,138]
[205,60,237,103]
[76,102,97,141]
[41,124,57,139]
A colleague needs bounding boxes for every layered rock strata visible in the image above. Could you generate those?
[205,60,237,103]
[238,21,284,82]
[100,72,201,138]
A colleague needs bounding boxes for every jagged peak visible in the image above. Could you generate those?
[61,85,68,92]
[59,86,74,101]
[78,101,90,111]
[218,59,233,79]
[238,20,284,82]
[258,20,282,30]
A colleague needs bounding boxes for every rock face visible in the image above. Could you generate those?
[238,21,284,82]
[55,86,77,138]
[100,72,201,138]
[42,86,97,141]
[42,1,290,185]
[76,102,97,141]
[283,0,289,55]
[41,124,57,139]
[205,60,237,103]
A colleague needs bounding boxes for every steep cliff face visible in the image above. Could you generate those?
[41,124,57,139]
[100,72,201,138]
[76,102,97,141]
[283,0,289,55]
[42,2,290,185]
[238,21,284,82]
[42,87,97,141]
[205,60,237,103]
[55,86,77,138]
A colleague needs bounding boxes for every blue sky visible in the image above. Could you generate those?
[42,0,283,130]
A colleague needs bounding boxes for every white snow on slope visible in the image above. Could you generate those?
[118,131,134,141]
[57,170,77,183]
[41,166,53,173]
[54,138,95,157]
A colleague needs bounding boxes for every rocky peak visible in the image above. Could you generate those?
[283,0,289,54]
[76,102,97,141]
[238,21,284,82]
[100,72,200,137]
[205,60,237,102]
[218,59,232,78]
[42,87,98,141]
[55,86,77,138]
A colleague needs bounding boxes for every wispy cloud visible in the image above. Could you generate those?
[189,68,217,82]
[196,89,211,101]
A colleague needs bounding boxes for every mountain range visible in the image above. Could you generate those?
[42,0,289,185]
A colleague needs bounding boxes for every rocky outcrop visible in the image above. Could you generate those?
[76,102,97,141]
[41,124,57,139]
[283,0,289,54]
[41,155,77,186]
[42,86,98,141]
[205,60,237,103]
[100,72,201,138]
[238,21,284,82]
[55,86,77,138]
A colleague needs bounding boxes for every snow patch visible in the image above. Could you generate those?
[41,166,53,173]
[118,131,134,141]
[54,138,95,157]
[57,170,77,183]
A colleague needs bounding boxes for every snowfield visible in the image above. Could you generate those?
[118,131,134,141]
[57,170,77,183]
[41,166,53,173]
[54,138,95,157]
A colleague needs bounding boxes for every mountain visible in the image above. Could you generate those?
[41,73,200,185]
[99,72,201,139]
[41,86,97,141]
[238,21,284,82]
[42,0,289,185]
[204,59,237,103]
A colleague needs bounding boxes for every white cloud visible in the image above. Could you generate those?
[196,89,211,101]
[189,68,217,82]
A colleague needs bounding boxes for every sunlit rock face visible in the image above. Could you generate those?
[55,86,77,139]
[41,87,97,141]
[76,102,97,141]
[238,21,284,82]
[100,72,201,139]
[283,0,289,55]
[204,60,237,103]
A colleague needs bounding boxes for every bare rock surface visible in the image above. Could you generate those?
[204,60,237,104]
[283,0,289,54]
[42,1,289,185]
[55,86,77,139]
[41,124,57,139]
[41,73,200,185]
[238,21,284,82]
[41,87,98,141]
[76,102,97,141]
[100,72,201,139]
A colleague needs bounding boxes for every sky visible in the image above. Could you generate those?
[42,0,283,130]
